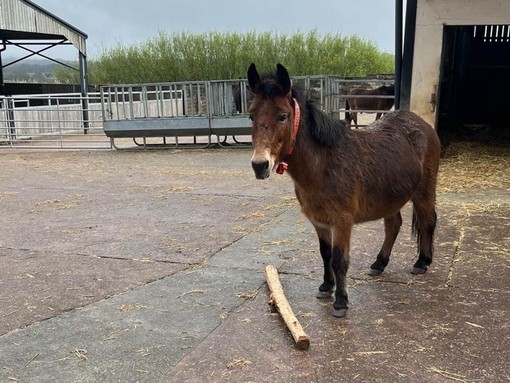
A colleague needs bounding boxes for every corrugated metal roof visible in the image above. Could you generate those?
[0,0,87,55]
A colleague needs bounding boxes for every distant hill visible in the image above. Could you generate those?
[2,59,63,82]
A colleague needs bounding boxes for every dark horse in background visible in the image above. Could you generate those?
[233,82,253,114]
[345,84,395,128]
[248,63,440,318]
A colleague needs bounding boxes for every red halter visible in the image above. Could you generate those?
[276,98,301,175]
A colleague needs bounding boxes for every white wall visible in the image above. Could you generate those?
[411,0,510,126]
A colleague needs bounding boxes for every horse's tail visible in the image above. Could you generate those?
[411,208,419,241]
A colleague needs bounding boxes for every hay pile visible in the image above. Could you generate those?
[438,141,510,193]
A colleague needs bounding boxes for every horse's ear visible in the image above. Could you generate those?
[276,64,291,96]
[247,63,260,93]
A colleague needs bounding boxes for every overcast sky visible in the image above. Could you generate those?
[12,0,397,60]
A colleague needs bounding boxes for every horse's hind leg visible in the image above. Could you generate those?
[411,199,437,274]
[352,112,359,129]
[369,211,402,276]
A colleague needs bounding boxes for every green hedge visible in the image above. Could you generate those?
[55,30,394,84]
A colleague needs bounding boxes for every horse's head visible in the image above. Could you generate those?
[247,63,298,180]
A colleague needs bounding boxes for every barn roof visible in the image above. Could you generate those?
[0,0,87,55]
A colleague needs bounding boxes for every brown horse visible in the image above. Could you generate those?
[346,84,395,128]
[248,63,440,318]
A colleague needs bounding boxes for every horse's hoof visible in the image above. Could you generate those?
[368,268,383,276]
[332,307,348,318]
[411,266,427,275]
[316,290,334,299]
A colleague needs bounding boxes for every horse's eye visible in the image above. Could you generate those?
[278,113,288,122]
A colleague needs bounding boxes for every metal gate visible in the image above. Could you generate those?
[0,92,111,149]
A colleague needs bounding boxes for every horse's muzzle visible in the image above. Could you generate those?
[252,160,270,179]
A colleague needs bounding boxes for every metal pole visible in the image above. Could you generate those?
[395,0,403,110]
[79,52,89,134]
[400,0,418,111]
[0,49,4,96]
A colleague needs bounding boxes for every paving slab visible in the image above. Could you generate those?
[207,208,305,271]
[0,248,183,336]
[0,199,300,382]
[0,266,265,383]
[162,274,509,383]
[448,206,510,290]
[1,152,291,265]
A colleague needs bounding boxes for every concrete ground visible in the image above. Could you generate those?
[0,146,509,383]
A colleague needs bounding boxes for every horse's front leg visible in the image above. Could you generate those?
[331,245,349,318]
[315,220,352,318]
[315,228,335,299]
[330,226,351,318]
[317,238,335,299]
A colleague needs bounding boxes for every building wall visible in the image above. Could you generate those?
[411,0,510,127]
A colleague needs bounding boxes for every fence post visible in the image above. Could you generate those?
[79,52,90,134]
[395,0,403,110]
[7,97,16,143]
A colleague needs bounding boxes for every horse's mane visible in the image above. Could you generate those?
[253,73,349,147]
[291,86,349,147]
[252,72,288,97]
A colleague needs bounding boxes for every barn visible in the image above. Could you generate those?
[399,0,510,140]
[0,0,88,95]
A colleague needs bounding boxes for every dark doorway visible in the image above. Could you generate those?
[438,25,510,142]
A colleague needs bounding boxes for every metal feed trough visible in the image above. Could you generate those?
[101,80,253,149]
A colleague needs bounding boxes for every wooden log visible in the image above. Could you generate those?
[264,264,310,350]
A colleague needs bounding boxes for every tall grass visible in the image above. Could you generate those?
[55,30,394,84]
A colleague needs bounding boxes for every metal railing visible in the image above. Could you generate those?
[100,75,396,132]
[0,92,111,149]
[0,75,394,150]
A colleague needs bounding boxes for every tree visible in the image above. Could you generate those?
[54,31,394,84]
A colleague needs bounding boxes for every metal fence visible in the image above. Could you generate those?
[0,75,394,150]
[320,76,394,119]
[0,92,110,149]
